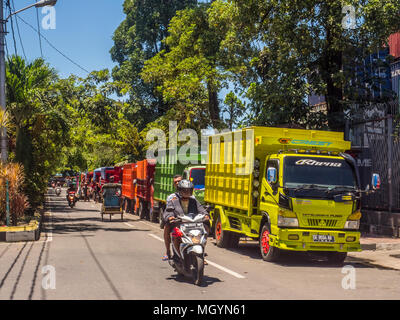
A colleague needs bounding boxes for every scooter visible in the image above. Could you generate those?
[55,187,61,196]
[168,213,208,286]
[67,191,77,208]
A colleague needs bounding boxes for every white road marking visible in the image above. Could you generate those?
[45,196,53,242]
[124,222,135,228]
[146,232,245,279]
[148,233,164,242]
[138,220,159,230]
[205,260,246,279]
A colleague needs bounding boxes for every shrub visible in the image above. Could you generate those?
[0,163,30,226]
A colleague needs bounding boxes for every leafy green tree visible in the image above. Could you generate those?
[142,4,236,130]
[6,56,70,208]
[223,92,246,130]
[110,0,198,130]
[209,0,400,130]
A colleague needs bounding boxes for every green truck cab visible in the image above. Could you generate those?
[205,127,380,263]
[183,166,206,204]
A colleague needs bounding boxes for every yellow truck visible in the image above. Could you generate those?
[205,127,380,263]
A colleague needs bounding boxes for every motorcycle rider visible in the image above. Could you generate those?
[166,175,183,203]
[66,183,77,203]
[160,175,182,228]
[83,182,89,202]
[55,181,61,195]
[162,179,210,261]
[160,175,182,258]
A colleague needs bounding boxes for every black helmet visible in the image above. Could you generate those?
[177,179,194,197]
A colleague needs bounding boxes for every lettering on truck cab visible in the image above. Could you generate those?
[290,140,333,147]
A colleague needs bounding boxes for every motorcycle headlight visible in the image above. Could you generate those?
[278,215,299,227]
[344,220,360,229]
[192,236,201,244]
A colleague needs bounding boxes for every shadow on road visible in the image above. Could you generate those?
[0,242,28,291]
[43,215,150,235]
[211,241,375,269]
[166,274,222,288]
[44,193,150,235]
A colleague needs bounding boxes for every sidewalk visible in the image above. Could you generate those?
[360,234,400,251]
[347,234,400,271]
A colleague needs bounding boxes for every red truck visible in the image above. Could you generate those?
[103,166,123,184]
[135,159,156,219]
[121,163,137,214]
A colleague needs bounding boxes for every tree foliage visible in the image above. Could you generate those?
[110,0,198,129]
[209,0,400,129]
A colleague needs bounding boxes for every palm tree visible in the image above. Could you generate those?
[6,55,58,169]
[5,55,70,209]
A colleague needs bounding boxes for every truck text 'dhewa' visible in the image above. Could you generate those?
[205,127,379,263]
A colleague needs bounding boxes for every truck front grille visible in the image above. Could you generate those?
[307,219,337,228]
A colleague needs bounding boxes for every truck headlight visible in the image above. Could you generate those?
[278,215,299,227]
[344,220,360,229]
[348,210,361,220]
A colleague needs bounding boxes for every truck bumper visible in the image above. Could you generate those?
[269,228,361,252]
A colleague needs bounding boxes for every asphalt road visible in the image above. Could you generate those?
[1,188,400,300]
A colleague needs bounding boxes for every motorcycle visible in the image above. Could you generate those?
[55,187,61,196]
[168,213,208,286]
[67,191,76,208]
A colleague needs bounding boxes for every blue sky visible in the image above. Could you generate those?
[5,0,125,78]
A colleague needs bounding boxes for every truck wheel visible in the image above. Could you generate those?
[159,207,165,229]
[128,199,133,214]
[259,224,280,262]
[139,201,146,219]
[150,208,158,223]
[122,199,127,214]
[215,216,232,248]
[125,199,131,214]
[326,252,347,265]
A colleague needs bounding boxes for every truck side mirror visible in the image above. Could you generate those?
[372,173,381,190]
[267,167,277,184]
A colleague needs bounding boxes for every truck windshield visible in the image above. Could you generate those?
[190,168,205,189]
[283,156,357,190]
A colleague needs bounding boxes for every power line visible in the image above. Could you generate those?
[16,15,90,74]
[6,0,18,57]
[35,7,43,58]
[11,0,26,60]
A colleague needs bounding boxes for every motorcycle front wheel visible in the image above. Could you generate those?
[191,254,204,286]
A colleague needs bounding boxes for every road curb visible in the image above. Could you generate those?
[0,212,42,242]
[361,242,400,251]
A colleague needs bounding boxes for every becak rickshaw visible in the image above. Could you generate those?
[100,183,123,221]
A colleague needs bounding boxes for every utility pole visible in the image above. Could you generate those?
[0,0,7,163]
[0,0,57,163]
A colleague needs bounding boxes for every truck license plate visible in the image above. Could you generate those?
[313,235,335,243]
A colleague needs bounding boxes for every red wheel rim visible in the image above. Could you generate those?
[216,221,222,241]
[261,229,270,254]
